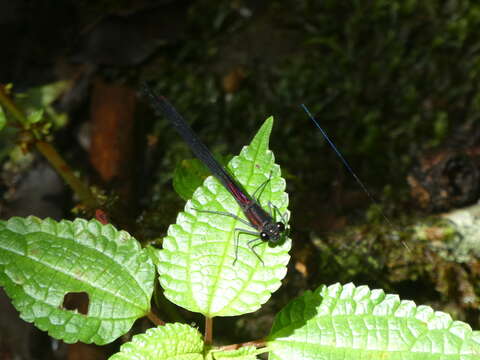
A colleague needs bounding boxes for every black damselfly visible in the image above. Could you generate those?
[142,84,288,264]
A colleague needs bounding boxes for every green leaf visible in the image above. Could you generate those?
[109,323,204,360]
[173,158,211,201]
[268,283,480,360]
[0,216,155,344]
[16,81,70,108]
[15,81,71,127]
[153,117,291,317]
[173,154,231,201]
[0,104,6,131]
[26,108,44,124]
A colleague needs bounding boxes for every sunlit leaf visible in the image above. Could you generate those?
[268,283,480,360]
[0,217,155,344]
[153,117,291,317]
[110,323,203,360]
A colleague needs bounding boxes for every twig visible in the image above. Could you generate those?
[0,86,27,126]
[35,141,99,209]
[146,310,165,326]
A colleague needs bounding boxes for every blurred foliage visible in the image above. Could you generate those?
[144,0,480,196]
[0,81,71,172]
[14,81,70,128]
[0,104,6,131]
[139,0,480,244]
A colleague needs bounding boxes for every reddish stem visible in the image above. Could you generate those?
[217,339,267,351]
[146,311,165,326]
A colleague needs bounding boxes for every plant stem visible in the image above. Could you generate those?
[146,311,165,326]
[0,86,27,126]
[35,141,99,209]
[204,316,213,345]
[217,339,267,351]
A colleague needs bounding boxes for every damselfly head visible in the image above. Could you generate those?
[261,221,287,244]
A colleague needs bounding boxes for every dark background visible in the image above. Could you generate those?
[1,0,480,359]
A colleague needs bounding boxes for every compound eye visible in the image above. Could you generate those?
[260,232,269,240]
[276,222,285,232]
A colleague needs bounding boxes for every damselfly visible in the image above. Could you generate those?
[142,84,288,264]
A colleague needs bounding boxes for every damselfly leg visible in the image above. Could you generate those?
[251,172,274,201]
[233,228,263,265]
[247,237,266,265]
[268,201,287,223]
